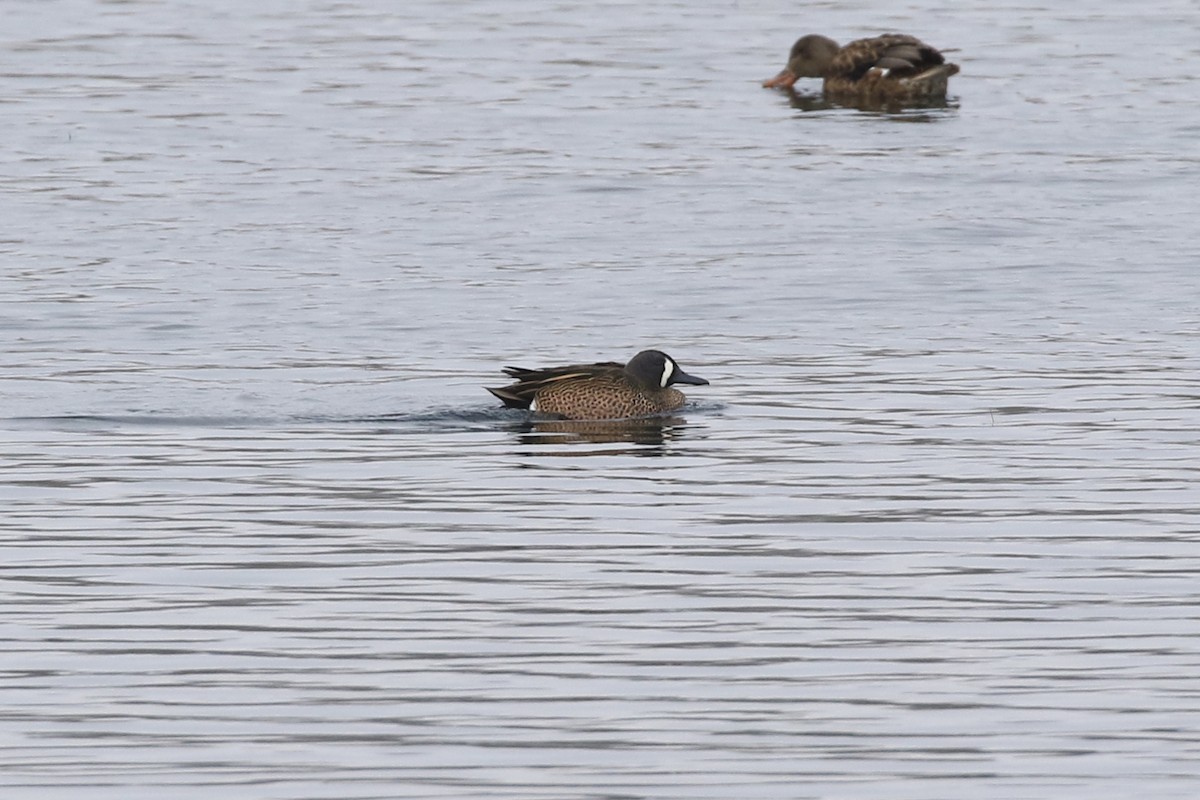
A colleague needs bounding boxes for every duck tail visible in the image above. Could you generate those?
[486,386,533,409]
[908,63,958,96]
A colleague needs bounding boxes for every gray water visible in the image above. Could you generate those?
[4,0,1200,798]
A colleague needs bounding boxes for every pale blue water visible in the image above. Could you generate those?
[3,1,1200,798]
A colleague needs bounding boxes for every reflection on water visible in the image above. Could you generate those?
[776,86,960,116]
[780,88,837,112]
[507,414,694,449]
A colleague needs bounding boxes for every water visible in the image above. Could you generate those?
[3,0,1200,797]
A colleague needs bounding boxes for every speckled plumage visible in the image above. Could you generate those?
[763,33,959,105]
[487,350,709,421]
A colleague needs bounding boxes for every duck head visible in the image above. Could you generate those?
[624,350,709,391]
[762,34,840,88]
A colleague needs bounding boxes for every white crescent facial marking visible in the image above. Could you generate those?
[660,358,674,388]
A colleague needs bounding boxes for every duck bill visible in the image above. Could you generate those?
[673,370,709,386]
[762,68,798,89]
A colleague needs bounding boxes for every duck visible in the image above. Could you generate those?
[762,33,959,105]
[487,349,709,421]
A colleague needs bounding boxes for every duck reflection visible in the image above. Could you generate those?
[507,414,691,449]
[784,89,836,112]
[783,86,955,115]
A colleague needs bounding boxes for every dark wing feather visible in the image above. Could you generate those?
[832,34,945,81]
[488,360,626,410]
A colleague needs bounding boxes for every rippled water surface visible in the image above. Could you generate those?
[4,0,1200,798]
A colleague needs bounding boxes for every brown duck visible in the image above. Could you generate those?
[763,33,959,104]
[487,349,709,421]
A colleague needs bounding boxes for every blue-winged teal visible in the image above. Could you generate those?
[487,349,709,421]
[763,33,959,104]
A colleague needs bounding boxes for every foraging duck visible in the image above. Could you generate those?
[763,33,959,104]
[487,349,709,420]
